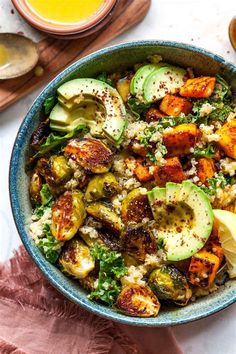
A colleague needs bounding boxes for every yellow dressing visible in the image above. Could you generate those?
[0,44,9,67]
[26,0,105,25]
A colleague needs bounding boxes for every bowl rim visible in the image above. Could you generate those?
[9,40,236,327]
[12,0,117,34]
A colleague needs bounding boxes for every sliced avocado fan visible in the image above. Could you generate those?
[130,64,186,103]
[147,181,213,261]
[49,78,127,145]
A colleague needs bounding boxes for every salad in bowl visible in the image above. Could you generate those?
[26,54,236,319]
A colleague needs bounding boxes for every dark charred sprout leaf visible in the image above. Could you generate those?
[37,124,87,156]
[44,96,57,115]
[38,224,63,264]
[89,244,127,305]
[40,184,53,206]
[200,173,234,196]
[96,72,114,87]
[193,143,216,158]
[127,98,151,120]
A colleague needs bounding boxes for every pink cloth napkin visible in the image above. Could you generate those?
[0,246,183,354]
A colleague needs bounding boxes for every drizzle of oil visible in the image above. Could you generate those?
[0,44,9,67]
[26,0,105,25]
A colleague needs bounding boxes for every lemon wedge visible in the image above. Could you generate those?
[213,209,236,278]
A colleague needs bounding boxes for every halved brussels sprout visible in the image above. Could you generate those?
[29,170,42,204]
[85,173,120,202]
[121,188,153,224]
[59,239,95,279]
[51,190,86,241]
[86,203,123,235]
[64,138,113,173]
[121,224,156,262]
[37,155,72,187]
[116,284,160,317]
[148,265,192,305]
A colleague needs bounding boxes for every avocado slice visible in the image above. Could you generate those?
[147,187,167,222]
[53,78,127,144]
[148,182,213,261]
[143,66,186,103]
[130,64,165,99]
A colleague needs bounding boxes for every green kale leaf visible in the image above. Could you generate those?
[37,124,86,156]
[96,72,114,87]
[200,173,234,196]
[38,224,63,264]
[127,98,151,120]
[193,143,216,158]
[43,96,57,115]
[89,244,127,306]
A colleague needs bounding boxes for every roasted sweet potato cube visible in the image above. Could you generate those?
[134,159,153,182]
[180,77,216,98]
[188,250,220,288]
[145,107,166,123]
[216,119,236,159]
[205,242,224,264]
[159,94,192,116]
[153,157,186,187]
[197,158,216,184]
[163,123,200,156]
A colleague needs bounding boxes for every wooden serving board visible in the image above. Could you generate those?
[0,0,151,111]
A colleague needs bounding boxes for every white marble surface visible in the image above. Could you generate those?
[1,0,236,353]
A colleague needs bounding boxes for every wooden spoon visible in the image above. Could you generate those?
[229,17,236,51]
[0,33,39,80]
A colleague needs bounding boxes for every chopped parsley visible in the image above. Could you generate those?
[38,224,63,264]
[192,144,216,159]
[200,173,234,196]
[89,244,127,306]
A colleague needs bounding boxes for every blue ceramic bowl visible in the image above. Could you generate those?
[9,41,236,326]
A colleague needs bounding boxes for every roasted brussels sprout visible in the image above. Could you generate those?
[37,155,72,187]
[64,138,113,173]
[51,190,86,241]
[148,265,192,305]
[121,225,156,262]
[98,228,122,251]
[59,239,95,279]
[29,170,42,204]
[85,173,120,202]
[116,285,160,317]
[86,203,123,235]
[121,188,153,223]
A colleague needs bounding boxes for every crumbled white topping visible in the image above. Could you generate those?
[200,124,220,143]
[186,158,198,177]
[79,226,98,239]
[220,158,236,176]
[29,207,52,243]
[199,103,215,117]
